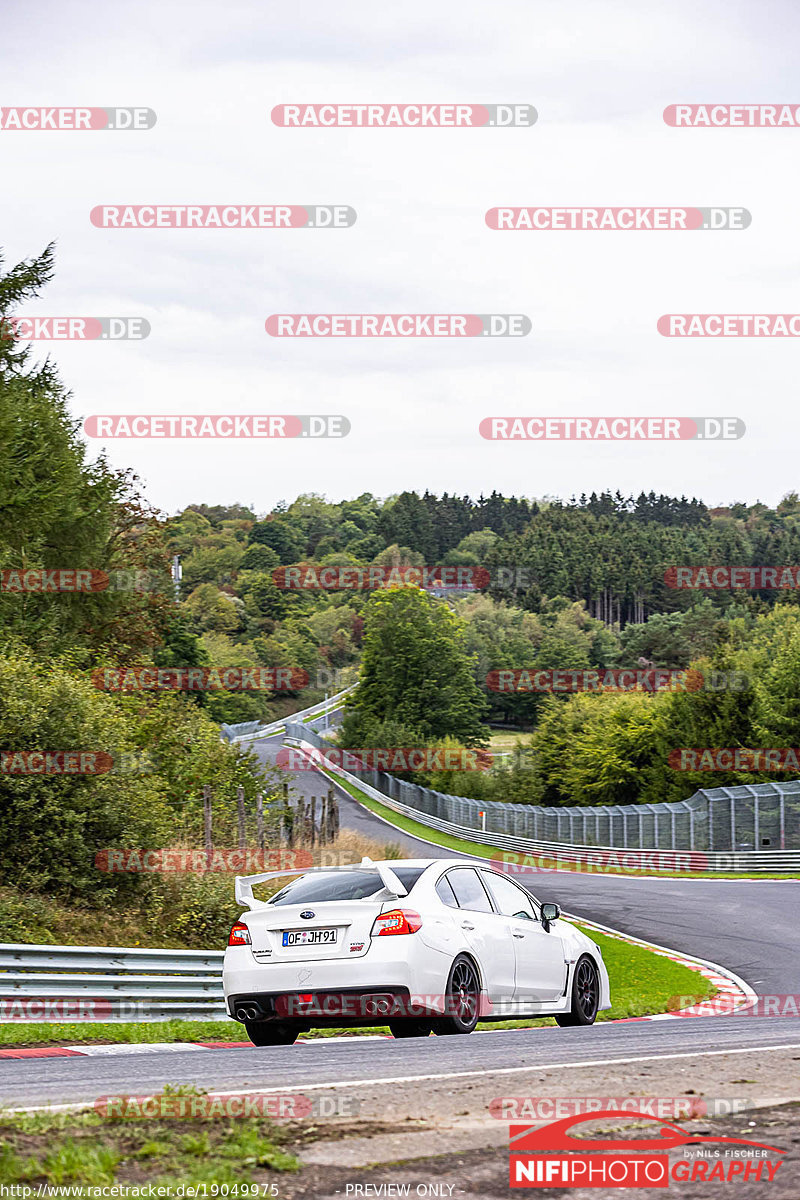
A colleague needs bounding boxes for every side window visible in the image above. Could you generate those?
[446,868,494,913]
[481,871,537,921]
[435,875,459,908]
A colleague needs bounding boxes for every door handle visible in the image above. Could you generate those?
[461,920,475,930]
[512,931,525,939]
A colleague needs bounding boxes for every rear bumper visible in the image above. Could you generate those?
[224,941,452,1023]
[227,986,430,1025]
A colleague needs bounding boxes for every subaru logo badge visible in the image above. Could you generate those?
[300,910,315,919]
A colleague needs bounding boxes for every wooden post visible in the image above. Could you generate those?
[327,786,335,841]
[310,796,317,848]
[237,786,246,850]
[256,793,265,851]
[203,784,212,870]
[282,782,293,848]
[319,793,327,845]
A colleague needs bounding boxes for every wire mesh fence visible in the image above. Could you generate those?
[286,725,800,853]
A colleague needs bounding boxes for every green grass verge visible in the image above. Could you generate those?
[322,768,799,879]
[0,1091,299,1189]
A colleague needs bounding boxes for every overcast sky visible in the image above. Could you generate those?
[3,0,799,516]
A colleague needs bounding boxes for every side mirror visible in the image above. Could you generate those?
[540,902,561,931]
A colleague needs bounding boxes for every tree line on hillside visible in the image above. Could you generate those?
[335,588,800,814]
[4,241,800,916]
[0,245,277,908]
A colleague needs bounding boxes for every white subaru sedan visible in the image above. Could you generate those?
[223,857,610,1044]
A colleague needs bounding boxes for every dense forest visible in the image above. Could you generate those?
[3,243,800,918]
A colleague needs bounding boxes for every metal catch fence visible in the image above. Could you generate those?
[285,725,800,868]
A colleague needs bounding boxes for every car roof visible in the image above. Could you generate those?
[370,858,493,870]
[304,858,507,873]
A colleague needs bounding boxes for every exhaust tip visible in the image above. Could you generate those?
[236,1004,260,1021]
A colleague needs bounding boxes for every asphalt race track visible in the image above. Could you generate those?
[2,1017,800,1109]
[256,718,800,995]
[2,719,797,1111]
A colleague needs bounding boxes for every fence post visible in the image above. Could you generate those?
[203,784,212,869]
[310,797,317,848]
[237,786,246,850]
[328,786,336,840]
[282,782,293,848]
[256,793,265,851]
[320,793,328,845]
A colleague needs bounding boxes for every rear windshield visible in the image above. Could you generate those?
[268,867,425,906]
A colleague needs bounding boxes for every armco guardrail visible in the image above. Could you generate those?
[222,685,355,744]
[0,943,228,1022]
[285,726,800,871]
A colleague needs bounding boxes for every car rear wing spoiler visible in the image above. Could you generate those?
[234,856,408,910]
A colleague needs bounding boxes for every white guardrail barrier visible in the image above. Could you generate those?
[222,685,356,744]
[0,944,228,1023]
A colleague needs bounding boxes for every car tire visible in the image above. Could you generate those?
[555,955,600,1027]
[243,1021,301,1046]
[389,1020,433,1038]
[432,954,481,1035]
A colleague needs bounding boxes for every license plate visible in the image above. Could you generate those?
[282,928,337,947]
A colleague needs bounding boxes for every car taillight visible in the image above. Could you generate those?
[228,921,251,946]
[371,908,422,936]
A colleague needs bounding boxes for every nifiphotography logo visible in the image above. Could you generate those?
[508,1111,784,1188]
